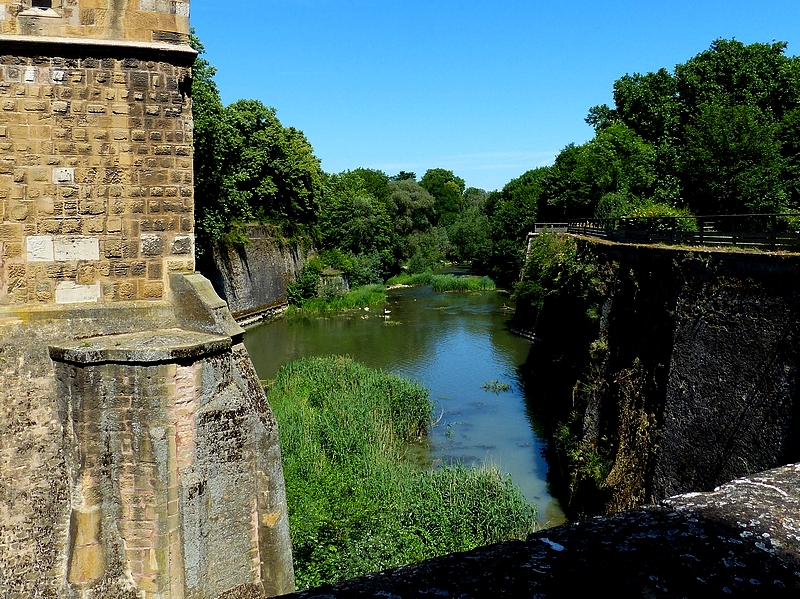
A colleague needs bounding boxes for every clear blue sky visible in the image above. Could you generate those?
[191,0,800,191]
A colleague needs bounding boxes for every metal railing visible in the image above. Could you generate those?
[530,213,800,250]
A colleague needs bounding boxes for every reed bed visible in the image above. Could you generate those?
[288,284,386,314]
[386,272,496,292]
[431,274,496,292]
[268,356,537,590]
[386,271,435,286]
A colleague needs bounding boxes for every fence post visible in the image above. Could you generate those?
[771,214,777,249]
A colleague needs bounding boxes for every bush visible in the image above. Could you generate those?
[287,258,323,305]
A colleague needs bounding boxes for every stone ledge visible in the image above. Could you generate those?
[0,34,197,65]
[49,328,230,365]
[287,463,800,598]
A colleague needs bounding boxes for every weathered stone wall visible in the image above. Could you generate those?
[0,276,295,598]
[0,0,190,43]
[0,7,297,594]
[203,225,307,322]
[0,46,195,307]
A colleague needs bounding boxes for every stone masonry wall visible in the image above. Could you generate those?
[0,279,295,598]
[0,50,194,306]
[0,0,190,43]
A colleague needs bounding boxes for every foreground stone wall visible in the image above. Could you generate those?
[203,225,307,323]
[288,463,800,597]
[0,46,195,306]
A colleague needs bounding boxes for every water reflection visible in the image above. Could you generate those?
[244,283,566,527]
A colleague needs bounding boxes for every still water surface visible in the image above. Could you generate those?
[244,281,566,527]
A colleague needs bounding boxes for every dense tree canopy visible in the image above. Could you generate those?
[191,36,800,288]
[583,39,800,217]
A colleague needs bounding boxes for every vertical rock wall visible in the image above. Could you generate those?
[203,225,307,322]
[526,237,800,516]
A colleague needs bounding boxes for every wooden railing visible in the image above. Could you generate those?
[529,214,800,250]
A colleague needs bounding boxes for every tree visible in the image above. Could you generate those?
[420,168,466,226]
[387,179,435,237]
[390,171,417,182]
[318,171,395,261]
[351,168,391,207]
[191,34,323,251]
[190,32,231,249]
[542,124,657,219]
[448,208,491,266]
[463,187,488,211]
[584,38,800,216]
[486,168,549,283]
[681,103,787,214]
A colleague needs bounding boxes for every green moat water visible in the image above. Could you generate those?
[244,278,566,527]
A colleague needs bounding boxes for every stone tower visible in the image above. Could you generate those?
[0,2,295,598]
[0,0,195,306]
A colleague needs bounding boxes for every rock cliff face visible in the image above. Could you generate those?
[522,237,800,516]
[202,226,307,323]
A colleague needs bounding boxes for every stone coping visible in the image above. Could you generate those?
[49,328,231,365]
[0,300,176,323]
[0,34,197,64]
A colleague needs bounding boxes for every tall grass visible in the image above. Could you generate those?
[268,356,537,590]
[386,271,434,286]
[386,271,497,292]
[431,274,496,292]
[288,284,386,315]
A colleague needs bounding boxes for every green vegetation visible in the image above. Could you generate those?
[287,284,386,315]
[431,274,496,292]
[513,232,607,320]
[268,356,537,589]
[386,271,434,287]
[385,271,496,292]
[555,409,612,492]
[483,380,511,393]
[190,33,321,255]
[192,35,800,290]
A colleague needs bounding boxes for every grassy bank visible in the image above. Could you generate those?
[288,283,386,314]
[268,356,537,589]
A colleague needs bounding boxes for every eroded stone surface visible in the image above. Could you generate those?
[49,327,231,364]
